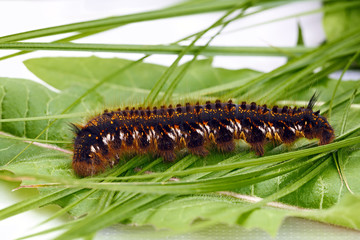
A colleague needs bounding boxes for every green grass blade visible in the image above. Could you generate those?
[0,112,87,122]
[53,155,199,239]
[328,50,360,119]
[0,26,116,61]
[217,156,331,218]
[0,1,244,43]
[144,7,241,105]
[225,26,360,98]
[159,9,240,102]
[0,42,313,56]
[0,189,78,220]
[0,133,71,144]
[46,136,359,194]
[94,136,360,181]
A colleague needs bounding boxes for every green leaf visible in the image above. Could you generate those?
[24,57,163,92]
[132,192,360,237]
[302,193,360,229]
[0,78,55,138]
[323,2,360,42]
[0,77,102,144]
[0,56,359,238]
[24,57,261,104]
[1,1,360,238]
[0,139,70,174]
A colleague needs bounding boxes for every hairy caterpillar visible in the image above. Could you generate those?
[72,96,334,177]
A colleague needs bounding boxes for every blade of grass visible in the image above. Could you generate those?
[340,89,358,135]
[225,26,360,98]
[285,59,347,98]
[0,42,313,57]
[261,41,360,102]
[49,155,329,239]
[85,136,360,182]
[144,7,242,105]
[160,6,250,103]
[178,1,360,44]
[52,155,199,239]
[19,157,194,239]
[2,0,328,61]
[0,133,71,144]
[0,188,79,220]
[36,156,149,226]
[321,89,360,115]
[49,155,327,194]
[220,1,360,38]
[8,133,358,186]
[0,25,116,61]
[333,151,354,195]
[0,0,246,43]
[52,143,322,239]
[184,156,330,233]
[54,194,176,240]
[328,50,360,119]
[0,112,87,122]
[212,156,331,223]
[6,153,331,239]
[16,219,83,240]
[333,88,358,195]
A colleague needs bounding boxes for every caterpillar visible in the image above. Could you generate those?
[72,96,334,177]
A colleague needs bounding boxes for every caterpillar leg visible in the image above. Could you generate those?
[157,135,176,161]
[186,130,209,157]
[249,142,265,156]
[245,127,266,156]
[215,125,235,152]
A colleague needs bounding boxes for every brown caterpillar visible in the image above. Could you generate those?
[72,96,334,177]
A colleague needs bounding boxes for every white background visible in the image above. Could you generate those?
[0,1,359,240]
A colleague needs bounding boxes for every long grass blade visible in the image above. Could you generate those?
[328,50,360,118]
[0,1,245,43]
[0,42,312,56]
[144,7,242,105]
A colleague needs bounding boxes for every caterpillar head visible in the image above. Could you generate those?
[72,126,109,177]
[302,110,335,145]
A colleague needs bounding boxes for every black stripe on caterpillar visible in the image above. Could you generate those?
[72,97,334,177]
